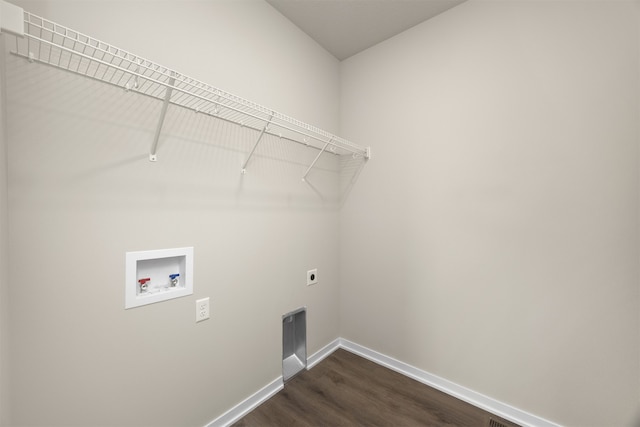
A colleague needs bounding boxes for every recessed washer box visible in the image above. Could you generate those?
[125,247,193,309]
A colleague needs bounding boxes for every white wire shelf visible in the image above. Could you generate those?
[5,9,370,177]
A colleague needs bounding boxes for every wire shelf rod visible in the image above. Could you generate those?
[241,114,274,174]
[302,140,331,181]
[149,73,176,162]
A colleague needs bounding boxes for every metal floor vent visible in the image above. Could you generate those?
[282,307,306,382]
[488,418,510,427]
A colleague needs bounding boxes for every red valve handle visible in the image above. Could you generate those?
[138,278,151,284]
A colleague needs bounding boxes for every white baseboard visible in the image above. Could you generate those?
[338,338,561,427]
[206,337,561,427]
[205,376,283,427]
[307,338,341,369]
[204,340,339,427]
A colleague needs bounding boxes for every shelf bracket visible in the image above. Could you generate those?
[241,113,274,174]
[301,138,332,182]
[149,73,176,162]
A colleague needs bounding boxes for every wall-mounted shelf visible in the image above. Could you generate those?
[2,4,370,179]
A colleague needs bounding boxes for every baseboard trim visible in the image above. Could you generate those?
[205,340,340,427]
[307,338,341,369]
[338,338,561,427]
[205,376,283,427]
[206,337,561,427]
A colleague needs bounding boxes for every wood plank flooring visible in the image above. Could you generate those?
[232,349,519,427]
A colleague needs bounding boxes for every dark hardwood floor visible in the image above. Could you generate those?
[232,349,519,427]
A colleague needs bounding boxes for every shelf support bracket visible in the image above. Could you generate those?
[241,113,274,174]
[149,73,176,162]
[302,138,332,182]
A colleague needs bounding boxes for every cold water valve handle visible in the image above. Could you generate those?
[169,274,180,287]
[138,278,151,293]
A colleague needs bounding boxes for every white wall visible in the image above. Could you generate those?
[339,1,640,426]
[4,1,343,425]
[0,34,10,427]
[5,1,640,426]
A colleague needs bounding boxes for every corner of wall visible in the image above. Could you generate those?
[0,34,10,427]
[637,0,640,414]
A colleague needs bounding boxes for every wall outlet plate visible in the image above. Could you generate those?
[196,297,210,322]
[307,269,318,286]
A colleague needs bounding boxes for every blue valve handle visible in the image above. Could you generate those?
[169,274,180,279]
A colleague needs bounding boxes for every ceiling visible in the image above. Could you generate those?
[266,0,467,61]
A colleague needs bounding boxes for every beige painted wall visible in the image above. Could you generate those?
[0,35,10,427]
[5,1,640,426]
[339,1,640,426]
[4,1,344,425]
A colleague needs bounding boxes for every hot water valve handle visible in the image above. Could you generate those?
[138,278,151,292]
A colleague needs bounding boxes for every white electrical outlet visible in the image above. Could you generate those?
[307,268,318,286]
[195,297,210,322]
